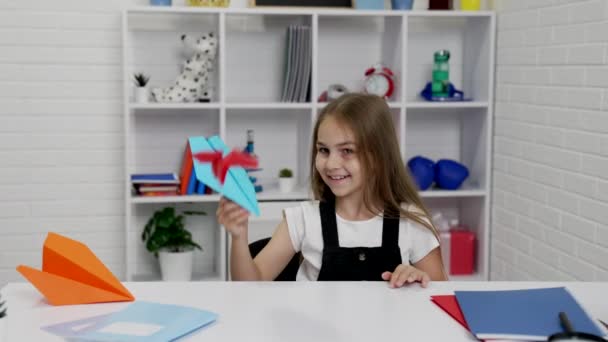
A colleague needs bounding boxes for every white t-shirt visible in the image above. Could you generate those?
[283,201,439,281]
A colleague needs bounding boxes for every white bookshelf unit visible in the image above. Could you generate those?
[122,7,495,282]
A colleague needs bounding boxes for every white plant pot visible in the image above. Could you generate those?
[135,87,149,103]
[279,177,295,193]
[158,249,193,281]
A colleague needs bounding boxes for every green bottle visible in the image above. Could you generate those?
[432,50,450,98]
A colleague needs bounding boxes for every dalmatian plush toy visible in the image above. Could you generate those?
[152,33,217,103]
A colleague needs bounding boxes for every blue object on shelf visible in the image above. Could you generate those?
[355,0,385,9]
[150,0,172,5]
[246,169,262,193]
[407,156,435,191]
[420,82,472,102]
[130,173,178,183]
[435,159,469,190]
[391,0,413,9]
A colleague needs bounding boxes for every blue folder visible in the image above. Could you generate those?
[455,287,605,340]
[43,301,217,341]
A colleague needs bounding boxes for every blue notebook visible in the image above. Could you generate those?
[43,301,218,341]
[455,287,605,341]
[131,173,179,184]
[186,168,197,195]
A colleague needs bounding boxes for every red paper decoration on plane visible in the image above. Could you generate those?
[192,150,258,184]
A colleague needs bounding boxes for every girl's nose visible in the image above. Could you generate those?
[325,153,341,169]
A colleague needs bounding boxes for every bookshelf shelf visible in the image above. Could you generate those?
[130,194,222,204]
[126,6,493,17]
[315,101,403,109]
[130,103,222,110]
[406,101,489,109]
[129,187,486,203]
[257,186,310,201]
[420,189,487,198]
[129,187,310,204]
[225,103,313,110]
[408,10,494,17]
[123,8,495,282]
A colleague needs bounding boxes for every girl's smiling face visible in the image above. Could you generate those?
[315,116,365,200]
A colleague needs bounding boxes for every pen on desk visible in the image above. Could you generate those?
[599,319,608,330]
[559,311,574,334]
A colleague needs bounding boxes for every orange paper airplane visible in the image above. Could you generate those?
[16,232,134,306]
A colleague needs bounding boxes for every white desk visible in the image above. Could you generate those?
[2,281,607,341]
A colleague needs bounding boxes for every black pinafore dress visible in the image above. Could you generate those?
[316,197,403,281]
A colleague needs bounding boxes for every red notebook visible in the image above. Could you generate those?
[431,295,469,329]
[431,295,488,342]
[178,141,193,195]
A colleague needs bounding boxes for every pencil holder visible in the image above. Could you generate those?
[187,0,230,6]
[391,0,414,10]
[354,0,385,10]
[461,0,481,10]
[150,0,172,5]
[429,0,452,10]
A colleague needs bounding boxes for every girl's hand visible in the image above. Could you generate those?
[216,197,250,238]
[381,264,431,288]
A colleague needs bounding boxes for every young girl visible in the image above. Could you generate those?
[217,93,447,287]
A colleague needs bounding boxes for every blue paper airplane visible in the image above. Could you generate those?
[189,135,260,216]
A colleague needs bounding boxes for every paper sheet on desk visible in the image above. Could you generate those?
[41,301,217,341]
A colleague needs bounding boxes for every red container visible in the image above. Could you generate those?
[449,230,475,275]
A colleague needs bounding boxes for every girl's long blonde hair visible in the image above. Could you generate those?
[310,93,437,236]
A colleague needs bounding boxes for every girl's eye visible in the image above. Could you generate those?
[342,148,354,155]
[317,147,329,154]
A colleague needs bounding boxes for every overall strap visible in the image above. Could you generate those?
[381,208,400,248]
[319,196,340,248]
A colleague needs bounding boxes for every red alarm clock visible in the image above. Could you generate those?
[364,63,395,99]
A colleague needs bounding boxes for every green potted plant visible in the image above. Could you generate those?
[278,168,295,193]
[142,207,206,281]
[133,72,150,104]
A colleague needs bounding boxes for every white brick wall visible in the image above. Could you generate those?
[0,0,151,288]
[492,0,608,281]
[0,0,252,288]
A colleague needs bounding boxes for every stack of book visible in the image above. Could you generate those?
[281,24,312,103]
[131,139,218,198]
[131,173,179,196]
[178,139,213,196]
